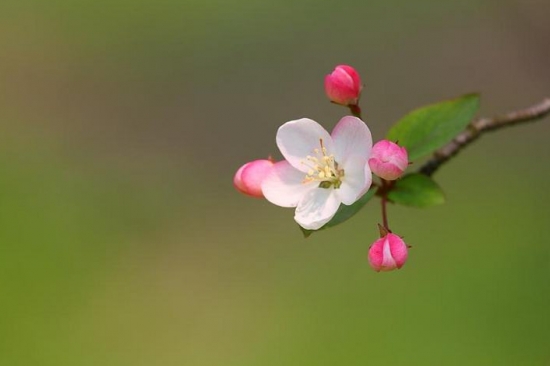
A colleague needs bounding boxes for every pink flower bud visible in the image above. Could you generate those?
[233,159,274,198]
[324,65,362,106]
[368,140,408,180]
[368,233,408,272]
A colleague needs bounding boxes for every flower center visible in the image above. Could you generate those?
[301,139,344,189]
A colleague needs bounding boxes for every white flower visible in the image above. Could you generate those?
[261,116,373,230]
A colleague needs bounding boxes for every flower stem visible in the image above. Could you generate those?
[348,104,362,119]
[419,98,550,176]
[381,195,389,231]
[379,179,391,232]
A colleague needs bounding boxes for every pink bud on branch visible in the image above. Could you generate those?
[233,159,274,198]
[324,65,362,106]
[368,232,408,272]
[368,140,409,181]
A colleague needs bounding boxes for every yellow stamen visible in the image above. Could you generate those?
[299,138,344,189]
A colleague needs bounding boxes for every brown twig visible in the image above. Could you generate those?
[419,98,550,176]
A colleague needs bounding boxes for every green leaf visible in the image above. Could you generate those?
[386,94,480,160]
[300,187,377,238]
[387,173,445,207]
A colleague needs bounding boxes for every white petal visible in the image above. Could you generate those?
[261,161,315,208]
[276,118,334,173]
[331,116,372,166]
[294,188,341,230]
[336,156,372,205]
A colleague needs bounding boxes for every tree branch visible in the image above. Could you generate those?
[419,98,550,176]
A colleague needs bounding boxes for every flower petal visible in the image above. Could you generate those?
[381,237,398,270]
[233,162,250,193]
[261,161,315,208]
[276,118,334,173]
[331,116,372,166]
[294,188,341,230]
[337,65,362,94]
[240,159,274,197]
[336,156,372,205]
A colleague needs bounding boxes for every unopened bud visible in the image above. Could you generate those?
[368,140,408,180]
[324,65,362,106]
[233,159,274,198]
[368,232,408,272]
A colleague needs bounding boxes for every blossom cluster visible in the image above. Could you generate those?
[234,65,409,272]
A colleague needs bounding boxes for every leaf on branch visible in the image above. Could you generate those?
[300,187,377,238]
[386,94,480,161]
[387,173,445,207]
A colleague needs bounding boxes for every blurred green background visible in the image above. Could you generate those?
[0,0,549,365]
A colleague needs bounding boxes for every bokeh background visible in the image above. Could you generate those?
[1,0,549,365]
